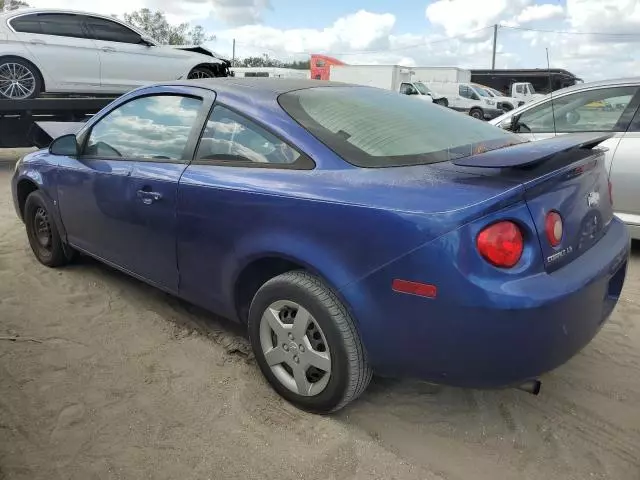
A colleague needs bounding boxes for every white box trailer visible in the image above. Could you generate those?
[411,67,471,83]
[329,64,438,103]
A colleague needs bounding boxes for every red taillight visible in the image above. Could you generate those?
[609,180,613,205]
[544,211,563,247]
[476,221,524,268]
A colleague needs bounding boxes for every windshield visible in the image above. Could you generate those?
[526,83,536,94]
[473,86,490,97]
[488,87,502,97]
[279,86,525,168]
[413,82,429,95]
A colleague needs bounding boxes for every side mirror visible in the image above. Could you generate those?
[500,115,518,131]
[471,94,480,101]
[49,134,79,157]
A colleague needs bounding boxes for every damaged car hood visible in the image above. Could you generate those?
[169,45,231,64]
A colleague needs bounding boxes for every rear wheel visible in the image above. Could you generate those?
[187,67,214,79]
[24,191,72,267]
[0,58,41,99]
[469,108,484,120]
[248,271,372,413]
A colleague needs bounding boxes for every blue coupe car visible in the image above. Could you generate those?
[12,78,630,413]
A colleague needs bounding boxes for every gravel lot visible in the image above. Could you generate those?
[1,159,639,480]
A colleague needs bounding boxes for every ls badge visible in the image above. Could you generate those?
[587,191,601,208]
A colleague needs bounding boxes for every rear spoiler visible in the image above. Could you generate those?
[452,133,613,168]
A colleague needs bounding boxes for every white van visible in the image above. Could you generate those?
[427,82,503,120]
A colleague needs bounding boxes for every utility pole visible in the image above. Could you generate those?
[232,38,236,66]
[491,24,498,69]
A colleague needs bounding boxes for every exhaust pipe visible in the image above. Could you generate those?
[517,379,541,395]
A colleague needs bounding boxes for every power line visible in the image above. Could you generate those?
[500,25,640,37]
[233,25,493,56]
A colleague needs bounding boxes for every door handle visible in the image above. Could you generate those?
[101,46,116,53]
[29,39,46,45]
[137,190,162,205]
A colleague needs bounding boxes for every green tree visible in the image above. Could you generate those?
[236,54,283,68]
[120,9,214,45]
[0,0,29,11]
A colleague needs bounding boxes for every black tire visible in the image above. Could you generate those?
[187,66,214,79]
[0,57,42,100]
[435,98,449,107]
[248,271,372,413]
[469,108,484,120]
[24,191,72,267]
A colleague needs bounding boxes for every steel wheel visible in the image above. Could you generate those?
[33,207,52,251]
[0,62,36,99]
[259,300,332,396]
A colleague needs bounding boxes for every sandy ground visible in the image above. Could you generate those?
[0,161,639,480]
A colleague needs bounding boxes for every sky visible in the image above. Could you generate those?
[25,0,640,82]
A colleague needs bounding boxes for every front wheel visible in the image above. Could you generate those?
[248,271,372,413]
[469,108,484,120]
[187,67,214,79]
[24,191,73,267]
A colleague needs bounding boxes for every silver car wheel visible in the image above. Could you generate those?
[188,69,213,79]
[259,300,332,396]
[0,62,36,99]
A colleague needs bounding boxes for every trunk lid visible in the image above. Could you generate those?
[451,133,615,272]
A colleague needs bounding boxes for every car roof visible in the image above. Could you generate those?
[0,8,121,19]
[164,77,346,98]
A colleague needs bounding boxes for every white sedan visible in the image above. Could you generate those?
[0,8,230,99]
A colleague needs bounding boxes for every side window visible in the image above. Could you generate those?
[84,17,142,44]
[195,105,304,167]
[11,13,86,38]
[515,84,524,94]
[10,14,42,34]
[517,86,639,133]
[84,95,203,160]
[400,83,413,95]
[459,85,469,98]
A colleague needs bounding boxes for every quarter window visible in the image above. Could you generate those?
[84,17,142,44]
[195,105,303,166]
[84,95,203,160]
[516,86,639,133]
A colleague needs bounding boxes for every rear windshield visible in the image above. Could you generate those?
[279,86,525,168]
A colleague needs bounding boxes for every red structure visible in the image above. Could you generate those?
[310,54,346,80]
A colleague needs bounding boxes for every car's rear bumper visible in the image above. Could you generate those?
[340,217,630,388]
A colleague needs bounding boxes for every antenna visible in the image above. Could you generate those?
[546,48,557,135]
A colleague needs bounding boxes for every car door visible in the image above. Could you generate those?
[607,103,640,231]
[457,84,477,110]
[511,84,640,169]
[8,12,101,91]
[56,87,213,291]
[82,16,188,91]
[177,103,313,316]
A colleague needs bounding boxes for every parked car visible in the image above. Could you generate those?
[427,81,503,120]
[0,8,230,100]
[490,77,640,240]
[12,79,629,413]
[480,85,522,111]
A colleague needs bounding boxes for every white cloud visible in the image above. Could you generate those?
[567,0,640,34]
[515,4,564,23]
[425,0,530,37]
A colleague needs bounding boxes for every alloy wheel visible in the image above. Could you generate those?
[259,300,332,396]
[0,63,36,99]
